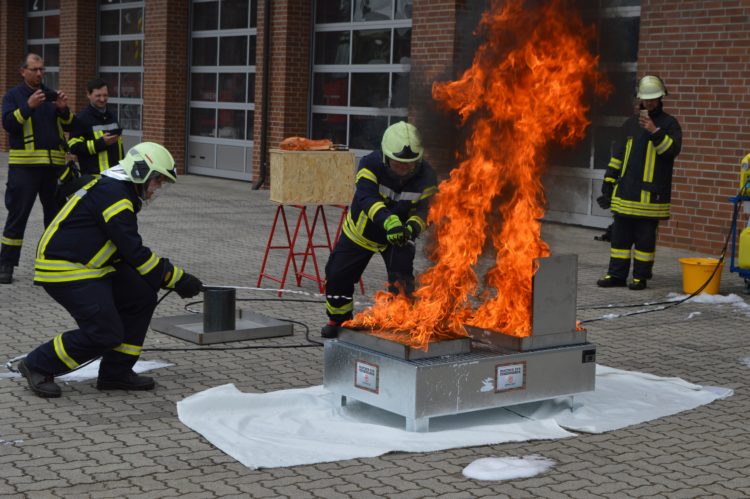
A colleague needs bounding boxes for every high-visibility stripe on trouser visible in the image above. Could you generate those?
[324,235,374,324]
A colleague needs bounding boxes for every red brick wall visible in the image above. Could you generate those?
[251,0,311,187]
[59,0,97,113]
[639,0,750,254]
[0,1,25,152]
[143,1,189,173]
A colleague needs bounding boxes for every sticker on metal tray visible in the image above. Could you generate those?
[495,362,526,392]
[355,360,379,393]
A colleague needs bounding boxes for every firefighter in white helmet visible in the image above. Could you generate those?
[18,142,203,398]
[321,121,438,338]
[596,75,682,290]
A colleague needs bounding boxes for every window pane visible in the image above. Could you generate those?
[354,0,392,22]
[599,17,639,63]
[44,44,59,66]
[351,73,388,107]
[43,71,59,90]
[44,14,59,37]
[219,36,247,65]
[191,108,216,137]
[220,0,248,29]
[28,17,44,39]
[352,29,390,64]
[101,72,119,97]
[192,37,217,65]
[547,135,591,168]
[248,35,256,65]
[218,73,246,102]
[247,73,255,103]
[246,110,254,140]
[313,73,348,106]
[192,73,217,101]
[120,103,142,130]
[46,0,59,8]
[350,115,388,149]
[315,31,349,65]
[120,40,142,66]
[120,72,141,98]
[217,109,244,139]
[27,44,42,57]
[100,41,119,65]
[312,113,347,144]
[101,9,120,35]
[391,72,408,108]
[597,71,638,116]
[395,0,412,19]
[193,1,218,31]
[393,27,410,64]
[250,0,257,27]
[121,8,143,35]
[594,125,625,170]
[316,0,351,23]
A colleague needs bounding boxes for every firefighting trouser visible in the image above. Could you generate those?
[606,215,659,281]
[24,262,158,380]
[324,234,416,324]
[1,165,60,267]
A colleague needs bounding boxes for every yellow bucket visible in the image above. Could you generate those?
[678,257,723,295]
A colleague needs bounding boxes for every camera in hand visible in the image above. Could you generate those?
[43,90,59,102]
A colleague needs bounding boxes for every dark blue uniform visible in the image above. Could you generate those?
[24,176,188,379]
[1,83,73,268]
[68,104,124,175]
[324,151,438,324]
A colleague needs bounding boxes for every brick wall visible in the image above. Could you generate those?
[0,1,25,152]
[143,0,189,173]
[251,0,311,187]
[639,0,750,254]
[59,0,97,113]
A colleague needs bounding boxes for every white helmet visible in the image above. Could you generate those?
[120,142,177,185]
[637,75,667,100]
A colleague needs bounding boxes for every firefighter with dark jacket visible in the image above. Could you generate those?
[17,142,203,398]
[0,53,74,285]
[596,75,682,290]
[68,78,123,175]
[321,121,438,338]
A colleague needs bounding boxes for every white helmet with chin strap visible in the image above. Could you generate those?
[119,142,176,202]
[637,75,668,100]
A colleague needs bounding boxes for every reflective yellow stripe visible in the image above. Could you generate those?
[326,301,353,315]
[9,149,66,165]
[53,334,78,370]
[34,267,116,282]
[420,185,437,200]
[356,168,378,184]
[137,253,160,276]
[36,258,94,271]
[58,113,73,125]
[86,241,117,268]
[113,343,142,357]
[166,266,184,288]
[102,199,134,223]
[608,157,623,169]
[634,250,655,262]
[611,196,670,218]
[342,212,383,253]
[1,237,22,246]
[67,136,84,149]
[13,108,24,125]
[367,201,386,221]
[407,215,427,231]
[655,135,673,155]
[610,248,632,259]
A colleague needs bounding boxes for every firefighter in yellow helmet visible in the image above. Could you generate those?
[596,76,682,290]
[321,121,438,338]
[18,142,203,398]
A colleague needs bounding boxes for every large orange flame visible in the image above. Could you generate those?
[347,0,610,349]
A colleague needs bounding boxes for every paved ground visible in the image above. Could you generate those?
[0,152,748,498]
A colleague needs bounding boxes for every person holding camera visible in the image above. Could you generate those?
[596,75,682,290]
[0,53,73,284]
[68,78,123,176]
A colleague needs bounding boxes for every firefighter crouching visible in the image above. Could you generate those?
[321,122,438,338]
[18,142,203,398]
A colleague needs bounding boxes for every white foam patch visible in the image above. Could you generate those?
[686,311,701,319]
[462,455,555,481]
[0,360,173,381]
[666,292,747,305]
[740,357,750,368]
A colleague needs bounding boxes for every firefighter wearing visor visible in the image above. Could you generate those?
[321,121,438,338]
[18,142,203,398]
[596,75,682,290]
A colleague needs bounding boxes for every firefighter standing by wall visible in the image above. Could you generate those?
[68,78,124,175]
[0,53,74,284]
[17,142,203,398]
[321,121,438,338]
[596,75,682,290]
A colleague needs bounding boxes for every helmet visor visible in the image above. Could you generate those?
[391,145,420,161]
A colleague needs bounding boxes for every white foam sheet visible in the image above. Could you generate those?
[176,365,732,470]
[0,359,173,381]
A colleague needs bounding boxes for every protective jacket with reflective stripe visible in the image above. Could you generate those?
[343,150,438,252]
[2,83,72,166]
[34,176,176,288]
[68,104,124,174]
[604,106,682,220]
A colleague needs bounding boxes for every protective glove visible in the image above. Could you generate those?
[383,214,407,246]
[406,220,422,241]
[597,182,614,209]
[174,272,203,298]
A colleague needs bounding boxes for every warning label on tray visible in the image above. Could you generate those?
[355,361,379,393]
[495,362,526,392]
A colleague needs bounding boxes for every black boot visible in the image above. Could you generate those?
[320,320,341,339]
[596,274,626,287]
[628,278,647,290]
[18,360,61,398]
[97,371,155,391]
[0,265,13,284]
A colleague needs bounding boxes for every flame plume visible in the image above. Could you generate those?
[347,0,610,349]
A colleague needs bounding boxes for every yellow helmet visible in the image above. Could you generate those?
[120,142,177,184]
[637,75,667,100]
[382,121,423,163]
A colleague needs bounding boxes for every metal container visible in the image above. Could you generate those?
[202,286,236,332]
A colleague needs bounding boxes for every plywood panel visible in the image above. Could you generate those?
[270,149,356,205]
